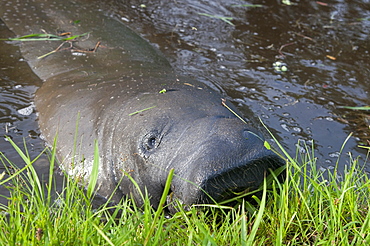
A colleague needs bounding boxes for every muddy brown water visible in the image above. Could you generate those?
[0,0,369,203]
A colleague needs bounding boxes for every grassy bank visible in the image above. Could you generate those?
[0,137,369,245]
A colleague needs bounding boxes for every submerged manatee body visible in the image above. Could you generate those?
[0,0,284,209]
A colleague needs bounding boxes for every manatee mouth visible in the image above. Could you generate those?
[164,171,254,214]
[198,167,259,204]
[198,155,284,204]
[165,154,284,213]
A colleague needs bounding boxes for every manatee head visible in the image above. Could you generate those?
[96,80,284,211]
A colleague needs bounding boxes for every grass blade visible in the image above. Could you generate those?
[87,140,100,198]
[246,178,267,245]
[143,168,174,246]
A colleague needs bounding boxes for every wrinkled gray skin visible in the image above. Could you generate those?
[0,0,283,210]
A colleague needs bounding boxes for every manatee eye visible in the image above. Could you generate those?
[146,136,157,150]
[140,130,164,158]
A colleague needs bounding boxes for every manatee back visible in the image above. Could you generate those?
[0,0,170,82]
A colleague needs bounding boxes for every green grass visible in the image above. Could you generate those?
[2,33,89,42]
[0,136,369,245]
[198,13,234,26]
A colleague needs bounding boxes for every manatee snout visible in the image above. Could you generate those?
[165,118,284,211]
[197,153,282,203]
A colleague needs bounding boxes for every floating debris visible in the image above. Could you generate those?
[17,103,34,116]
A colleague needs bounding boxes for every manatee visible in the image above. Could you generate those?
[0,0,284,210]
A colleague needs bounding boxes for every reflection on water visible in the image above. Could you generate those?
[0,21,52,204]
